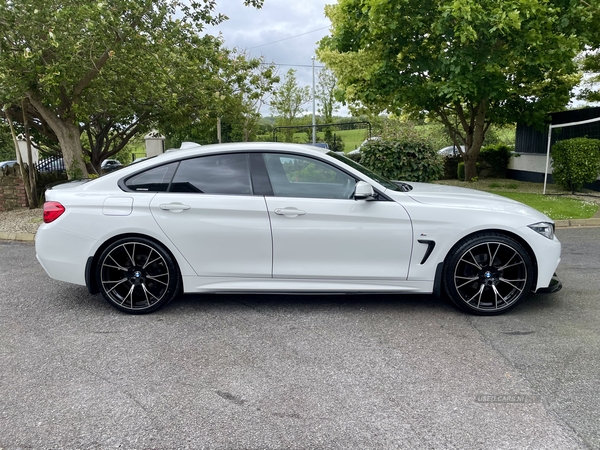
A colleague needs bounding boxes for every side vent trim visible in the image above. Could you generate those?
[418,240,436,265]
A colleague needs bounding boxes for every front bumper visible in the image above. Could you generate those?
[535,273,562,294]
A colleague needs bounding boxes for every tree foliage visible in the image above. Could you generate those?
[318,0,599,181]
[316,68,340,123]
[0,0,264,178]
[270,69,310,142]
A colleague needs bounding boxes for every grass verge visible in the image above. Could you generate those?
[435,178,599,220]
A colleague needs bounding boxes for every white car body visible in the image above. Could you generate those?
[35,142,561,314]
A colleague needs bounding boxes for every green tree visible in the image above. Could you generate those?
[0,122,15,161]
[0,0,264,178]
[318,0,599,180]
[270,69,310,142]
[578,52,600,103]
[316,68,340,124]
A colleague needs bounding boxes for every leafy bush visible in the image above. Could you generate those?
[478,144,513,177]
[345,151,362,163]
[551,138,600,192]
[360,138,443,182]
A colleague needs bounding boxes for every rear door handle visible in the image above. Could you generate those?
[274,207,306,217]
[159,202,191,212]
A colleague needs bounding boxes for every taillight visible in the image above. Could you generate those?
[43,201,65,223]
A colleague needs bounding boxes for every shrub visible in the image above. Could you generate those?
[478,144,513,177]
[360,138,443,182]
[551,138,600,193]
[345,151,362,163]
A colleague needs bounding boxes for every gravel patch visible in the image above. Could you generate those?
[0,208,43,234]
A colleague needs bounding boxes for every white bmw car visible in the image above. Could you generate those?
[36,142,561,315]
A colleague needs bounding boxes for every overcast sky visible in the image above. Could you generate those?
[206,0,340,115]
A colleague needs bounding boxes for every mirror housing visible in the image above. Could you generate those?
[354,181,375,200]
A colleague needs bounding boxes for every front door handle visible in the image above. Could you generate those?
[274,207,306,217]
[159,202,191,212]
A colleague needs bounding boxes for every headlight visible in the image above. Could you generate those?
[528,222,555,240]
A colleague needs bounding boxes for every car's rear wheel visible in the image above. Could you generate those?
[443,233,534,315]
[96,237,181,314]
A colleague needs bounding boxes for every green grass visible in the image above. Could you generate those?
[489,191,598,220]
[290,129,370,152]
[435,178,599,220]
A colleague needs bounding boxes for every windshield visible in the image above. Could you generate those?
[327,151,409,192]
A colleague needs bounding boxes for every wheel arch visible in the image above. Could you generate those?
[441,228,539,290]
[85,233,182,295]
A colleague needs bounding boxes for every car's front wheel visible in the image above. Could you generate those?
[443,232,535,315]
[96,237,181,314]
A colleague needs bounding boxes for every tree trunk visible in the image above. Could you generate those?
[22,101,39,208]
[454,100,487,181]
[26,94,89,179]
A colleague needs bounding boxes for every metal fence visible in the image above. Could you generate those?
[35,156,65,173]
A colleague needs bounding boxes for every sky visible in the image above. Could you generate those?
[205,0,340,115]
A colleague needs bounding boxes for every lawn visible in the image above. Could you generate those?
[435,178,599,220]
[290,128,370,152]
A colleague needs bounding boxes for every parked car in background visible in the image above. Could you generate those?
[309,142,329,149]
[101,159,123,173]
[0,160,18,170]
[36,142,562,316]
[348,136,381,155]
[438,145,465,157]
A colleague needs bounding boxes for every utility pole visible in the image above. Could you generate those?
[312,56,316,145]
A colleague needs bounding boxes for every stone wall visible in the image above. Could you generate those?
[0,166,28,212]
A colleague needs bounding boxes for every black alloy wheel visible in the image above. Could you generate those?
[96,237,181,314]
[443,232,535,315]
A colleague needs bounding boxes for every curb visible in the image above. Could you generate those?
[2,219,600,243]
[0,232,36,242]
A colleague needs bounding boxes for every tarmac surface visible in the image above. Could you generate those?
[0,227,599,449]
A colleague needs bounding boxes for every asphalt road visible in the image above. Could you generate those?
[1,227,599,449]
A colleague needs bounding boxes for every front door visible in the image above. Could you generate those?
[262,153,412,280]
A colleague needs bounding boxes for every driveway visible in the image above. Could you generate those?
[0,227,598,449]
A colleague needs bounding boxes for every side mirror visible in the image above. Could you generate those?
[354,181,375,200]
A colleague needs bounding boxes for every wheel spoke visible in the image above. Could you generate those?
[501,261,525,270]
[456,276,478,289]
[461,252,482,270]
[123,244,135,266]
[119,284,136,306]
[107,255,128,271]
[489,243,500,266]
[499,277,525,292]
[465,283,485,305]
[142,283,161,301]
[103,278,128,294]
[492,285,508,307]
[498,252,517,270]
[143,255,162,269]
[146,274,169,286]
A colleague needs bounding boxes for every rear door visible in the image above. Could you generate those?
[146,153,272,278]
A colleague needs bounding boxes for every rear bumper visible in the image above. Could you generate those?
[35,225,97,286]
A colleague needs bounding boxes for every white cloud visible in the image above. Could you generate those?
[207,0,346,115]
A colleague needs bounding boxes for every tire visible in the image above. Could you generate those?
[443,232,535,315]
[96,237,181,314]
